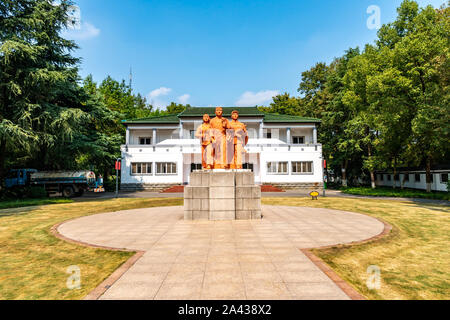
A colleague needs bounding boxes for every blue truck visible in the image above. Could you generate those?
[5,169,105,197]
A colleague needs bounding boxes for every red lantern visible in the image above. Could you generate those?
[115,161,121,171]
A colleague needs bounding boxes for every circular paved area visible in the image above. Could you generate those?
[58,206,384,300]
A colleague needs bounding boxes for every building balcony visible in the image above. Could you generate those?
[121,139,322,155]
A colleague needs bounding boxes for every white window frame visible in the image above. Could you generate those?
[131,162,153,176]
[139,137,152,145]
[267,162,289,175]
[291,161,314,175]
[292,136,305,145]
[156,162,178,175]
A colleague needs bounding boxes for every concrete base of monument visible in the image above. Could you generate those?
[184,170,262,221]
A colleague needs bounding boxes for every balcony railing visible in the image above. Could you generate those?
[121,139,322,154]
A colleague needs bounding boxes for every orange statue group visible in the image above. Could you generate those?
[195,107,249,170]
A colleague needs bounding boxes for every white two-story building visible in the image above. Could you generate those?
[120,107,324,191]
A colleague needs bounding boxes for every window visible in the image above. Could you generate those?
[131,163,152,175]
[267,162,288,174]
[292,162,313,174]
[243,163,254,172]
[441,174,449,183]
[139,137,152,145]
[292,136,305,144]
[378,174,383,181]
[190,130,195,139]
[191,164,202,172]
[403,174,410,182]
[394,174,400,181]
[386,175,391,181]
[264,130,272,139]
[156,162,177,175]
[415,174,421,182]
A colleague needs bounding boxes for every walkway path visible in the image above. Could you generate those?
[58,206,385,300]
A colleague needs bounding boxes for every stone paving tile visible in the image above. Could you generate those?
[285,282,350,300]
[242,270,283,282]
[165,270,204,284]
[201,282,246,300]
[99,281,162,300]
[58,205,385,300]
[244,281,292,300]
[155,282,202,300]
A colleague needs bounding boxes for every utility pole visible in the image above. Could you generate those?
[115,158,122,198]
[323,159,327,197]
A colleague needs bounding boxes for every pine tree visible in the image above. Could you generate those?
[0,0,84,175]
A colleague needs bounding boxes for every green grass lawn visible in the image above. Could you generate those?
[262,197,450,300]
[0,198,183,300]
[0,198,73,210]
[341,187,450,200]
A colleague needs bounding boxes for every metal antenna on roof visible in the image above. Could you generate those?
[129,67,133,89]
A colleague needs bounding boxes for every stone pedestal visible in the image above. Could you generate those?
[184,170,262,221]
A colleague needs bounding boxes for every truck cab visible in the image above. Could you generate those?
[5,169,38,188]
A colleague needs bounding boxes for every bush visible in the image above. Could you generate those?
[341,187,450,200]
[29,186,47,198]
[0,186,48,200]
[104,175,120,192]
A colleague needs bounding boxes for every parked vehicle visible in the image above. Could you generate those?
[5,169,105,197]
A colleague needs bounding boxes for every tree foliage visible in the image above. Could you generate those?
[264,0,449,190]
[0,0,190,188]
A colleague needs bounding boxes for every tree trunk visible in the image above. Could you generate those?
[367,143,376,189]
[426,157,432,193]
[0,139,6,191]
[342,160,348,187]
[393,167,397,190]
[370,171,376,189]
[401,172,408,190]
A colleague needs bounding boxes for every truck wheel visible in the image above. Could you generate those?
[62,186,74,198]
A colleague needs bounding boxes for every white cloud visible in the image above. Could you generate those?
[178,94,191,104]
[147,87,172,109]
[62,22,100,40]
[236,90,279,107]
[148,87,172,99]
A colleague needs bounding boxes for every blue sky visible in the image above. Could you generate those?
[64,0,446,108]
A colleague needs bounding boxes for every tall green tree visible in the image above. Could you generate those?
[374,1,450,191]
[166,102,191,115]
[0,0,85,176]
[262,93,302,116]
[320,49,363,187]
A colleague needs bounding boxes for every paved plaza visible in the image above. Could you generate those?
[58,206,385,300]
